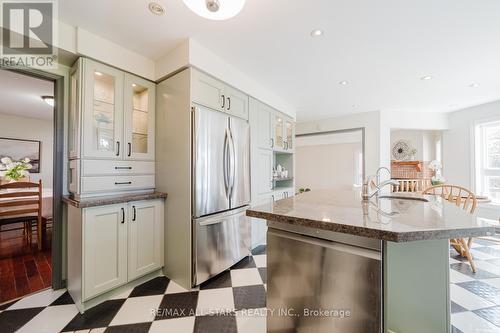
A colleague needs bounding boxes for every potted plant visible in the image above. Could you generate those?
[0,157,33,183]
[428,160,446,186]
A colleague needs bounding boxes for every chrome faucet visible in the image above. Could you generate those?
[362,174,400,201]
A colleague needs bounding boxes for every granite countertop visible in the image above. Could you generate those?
[246,190,495,242]
[63,192,167,208]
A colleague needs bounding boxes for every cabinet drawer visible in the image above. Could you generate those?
[81,175,155,194]
[82,160,155,176]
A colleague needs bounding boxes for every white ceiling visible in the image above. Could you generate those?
[59,0,500,122]
[0,69,54,120]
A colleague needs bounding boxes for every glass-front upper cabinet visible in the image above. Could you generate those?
[124,74,155,160]
[285,118,294,151]
[83,60,124,159]
[68,59,82,159]
[274,114,284,150]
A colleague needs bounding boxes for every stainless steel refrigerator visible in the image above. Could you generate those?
[192,105,251,285]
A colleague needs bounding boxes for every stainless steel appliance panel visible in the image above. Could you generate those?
[267,229,382,333]
[193,207,251,286]
[193,106,230,217]
[228,116,251,209]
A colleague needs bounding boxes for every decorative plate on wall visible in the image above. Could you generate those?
[392,140,410,161]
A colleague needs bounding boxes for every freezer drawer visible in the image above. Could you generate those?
[193,207,251,286]
[267,229,382,333]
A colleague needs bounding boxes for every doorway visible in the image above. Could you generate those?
[295,128,365,191]
[0,68,63,304]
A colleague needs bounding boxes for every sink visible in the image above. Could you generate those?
[379,195,429,202]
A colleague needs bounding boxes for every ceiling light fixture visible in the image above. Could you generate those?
[420,75,433,81]
[148,2,166,16]
[182,0,246,20]
[469,83,479,88]
[339,81,348,85]
[311,29,324,37]
[94,71,103,76]
[41,96,54,107]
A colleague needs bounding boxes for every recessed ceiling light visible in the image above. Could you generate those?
[339,81,348,85]
[469,83,479,88]
[94,71,103,76]
[310,29,324,37]
[41,96,54,107]
[182,0,246,20]
[148,2,166,16]
[420,75,433,81]
[132,84,137,87]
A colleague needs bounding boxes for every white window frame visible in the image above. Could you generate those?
[474,119,500,204]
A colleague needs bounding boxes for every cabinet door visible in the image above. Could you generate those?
[128,200,164,280]
[224,85,249,120]
[82,60,124,159]
[69,59,82,159]
[284,118,295,151]
[83,204,127,300]
[124,74,155,161]
[255,101,273,150]
[274,114,285,150]
[257,149,273,194]
[191,69,224,111]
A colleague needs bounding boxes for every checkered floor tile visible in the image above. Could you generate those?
[451,238,500,333]
[0,245,268,333]
[4,239,500,333]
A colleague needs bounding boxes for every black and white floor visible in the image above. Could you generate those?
[3,240,500,333]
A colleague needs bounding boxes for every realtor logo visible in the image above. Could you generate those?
[0,0,58,68]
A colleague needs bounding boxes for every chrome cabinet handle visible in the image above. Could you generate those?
[121,207,125,224]
[132,205,136,221]
[270,138,274,148]
[221,94,225,109]
[227,97,231,110]
[115,181,132,185]
[116,141,120,156]
[114,166,132,170]
[127,142,131,157]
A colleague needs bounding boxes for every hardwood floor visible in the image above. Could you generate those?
[0,225,51,304]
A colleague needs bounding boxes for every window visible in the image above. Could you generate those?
[475,120,500,203]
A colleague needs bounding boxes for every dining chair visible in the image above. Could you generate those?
[0,180,44,250]
[422,184,478,273]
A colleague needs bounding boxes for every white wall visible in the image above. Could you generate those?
[297,111,381,177]
[443,100,500,219]
[0,114,53,187]
[391,129,441,161]
[296,142,362,191]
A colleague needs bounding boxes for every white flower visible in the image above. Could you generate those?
[23,157,31,163]
[0,157,12,164]
[25,163,33,170]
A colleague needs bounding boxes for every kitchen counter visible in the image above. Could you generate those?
[248,189,494,332]
[246,189,495,242]
[63,191,167,208]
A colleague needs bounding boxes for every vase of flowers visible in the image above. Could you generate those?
[428,160,446,185]
[0,157,33,184]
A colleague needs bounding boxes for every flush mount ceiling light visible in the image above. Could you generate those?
[339,81,348,85]
[182,0,246,20]
[310,29,324,37]
[41,96,54,107]
[148,2,166,16]
[420,75,433,80]
[469,83,479,88]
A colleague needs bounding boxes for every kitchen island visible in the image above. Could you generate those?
[246,189,495,333]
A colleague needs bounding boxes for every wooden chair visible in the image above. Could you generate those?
[0,180,44,250]
[422,184,478,273]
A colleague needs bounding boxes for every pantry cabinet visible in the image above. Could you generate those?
[68,58,156,198]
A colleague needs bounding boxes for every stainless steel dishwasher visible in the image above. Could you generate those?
[267,228,382,333]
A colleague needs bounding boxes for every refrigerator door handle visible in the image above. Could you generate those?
[223,129,230,198]
[228,127,236,199]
